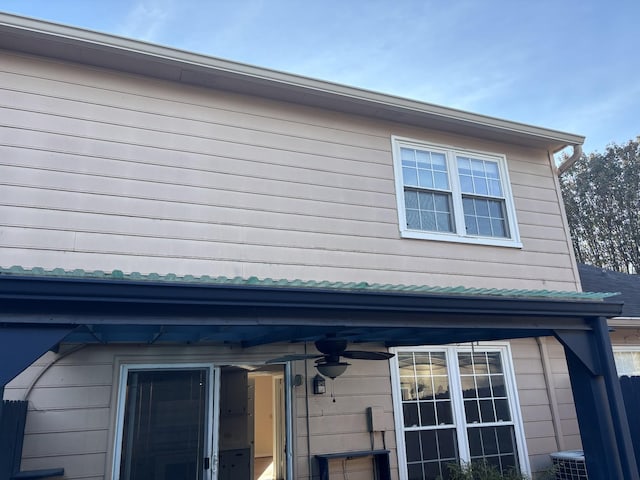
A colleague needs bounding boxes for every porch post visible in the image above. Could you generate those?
[555,319,639,480]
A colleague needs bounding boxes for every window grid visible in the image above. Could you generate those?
[395,348,524,480]
[401,146,454,234]
[392,137,520,247]
[399,352,459,480]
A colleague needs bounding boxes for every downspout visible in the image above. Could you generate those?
[557,144,583,175]
[536,337,565,451]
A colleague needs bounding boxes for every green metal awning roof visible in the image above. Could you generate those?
[0,266,618,301]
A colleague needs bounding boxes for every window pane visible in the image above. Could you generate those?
[434,172,449,189]
[432,375,450,399]
[406,208,420,229]
[469,426,519,476]
[420,401,437,426]
[475,199,490,216]
[403,167,418,186]
[487,353,503,373]
[434,193,450,212]
[473,177,489,195]
[462,198,508,238]
[421,430,438,460]
[405,191,453,233]
[495,399,511,421]
[436,213,452,232]
[403,148,449,192]
[491,219,506,238]
[432,153,447,171]
[417,376,434,400]
[458,353,473,374]
[405,431,422,461]
[418,169,434,188]
[418,192,435,211]
[424,462,440,480]
[489,179,503,196]
[471,159,485,176]
[491,375,506,397]
[460,376,477,398]
[481,427,499,455]
[488,200,503,218]
[416,150,430,168]
[480,399,496,423]
[476,375,491,397]
[437,429,458,459]
[421,211,437,231]
[405,190,419,209]
[401,378,417,401]
[477,217,492,236]
[459,175,474,193]
[465,400,480,423]
[404,403,419,427]
[401,148,416,165]
[486,162,500,179]
[457,157,504,198]
[407,463,424,480]
[436,401,453,425]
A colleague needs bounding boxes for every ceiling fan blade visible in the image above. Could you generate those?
[342,350,395,360]
[265,354,322,363]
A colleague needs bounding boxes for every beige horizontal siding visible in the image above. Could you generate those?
[0,51,579,292]
[509,338,560,474]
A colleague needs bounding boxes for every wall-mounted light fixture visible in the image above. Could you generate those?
[313,374,326,394]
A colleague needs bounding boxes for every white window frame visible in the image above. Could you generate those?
[390,343,531,479]
[111,363,218,480]
[613,346,640,376]
[392,136,522,248]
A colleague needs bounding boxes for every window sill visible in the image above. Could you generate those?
[400,229,523,248]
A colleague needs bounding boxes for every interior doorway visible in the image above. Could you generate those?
[218,365,287,480]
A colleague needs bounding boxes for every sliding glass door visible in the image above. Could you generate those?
[114,365,215,480]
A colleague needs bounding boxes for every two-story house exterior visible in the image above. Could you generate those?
[0,13,635,480]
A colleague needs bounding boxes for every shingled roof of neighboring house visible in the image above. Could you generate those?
[579,264,640,317]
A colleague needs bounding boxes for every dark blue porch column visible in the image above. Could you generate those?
[555,317,639,480]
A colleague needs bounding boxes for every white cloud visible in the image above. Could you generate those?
[116,0,174,42]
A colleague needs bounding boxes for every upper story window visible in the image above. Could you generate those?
[392,137,522,248]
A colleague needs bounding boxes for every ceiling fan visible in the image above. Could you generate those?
[266,339,394,378]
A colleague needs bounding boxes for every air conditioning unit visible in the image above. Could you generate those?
[550,450,588,480]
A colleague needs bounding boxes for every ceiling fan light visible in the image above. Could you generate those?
[316,361,350,379]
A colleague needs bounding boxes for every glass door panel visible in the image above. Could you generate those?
[119,369,209,480]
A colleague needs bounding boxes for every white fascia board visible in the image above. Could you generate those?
[608,317,640,328]
[0,12,585,150]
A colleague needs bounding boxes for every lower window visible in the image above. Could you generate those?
[391,346,529,480]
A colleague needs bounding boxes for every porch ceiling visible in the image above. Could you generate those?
[0,268,623,348]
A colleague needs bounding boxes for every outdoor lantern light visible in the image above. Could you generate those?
[315,361,350,379]
[313,374,326,394]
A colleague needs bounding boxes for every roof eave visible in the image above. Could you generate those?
[0,12,584,151]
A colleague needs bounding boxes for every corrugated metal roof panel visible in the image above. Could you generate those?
[0,266,618,301]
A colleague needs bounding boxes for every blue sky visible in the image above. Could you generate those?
[2,0,638,154]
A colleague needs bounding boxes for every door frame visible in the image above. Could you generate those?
[111,363,218,480]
